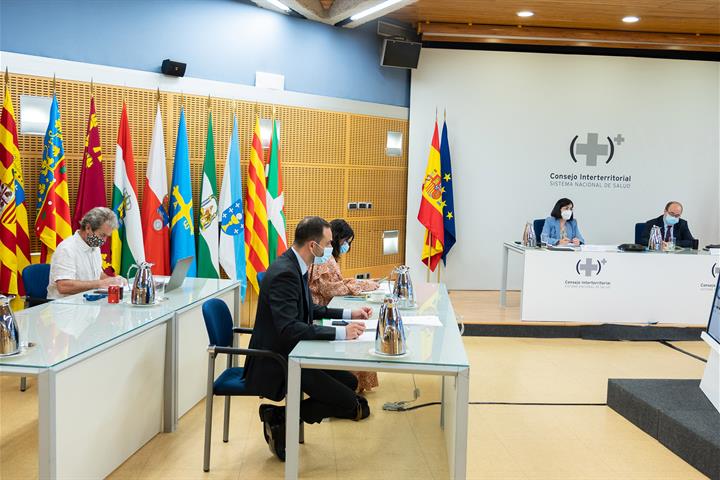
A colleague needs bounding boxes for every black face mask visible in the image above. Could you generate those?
[85,232,105,248]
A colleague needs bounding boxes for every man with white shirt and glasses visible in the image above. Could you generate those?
[639,201,696,249]
[47,207,125,299]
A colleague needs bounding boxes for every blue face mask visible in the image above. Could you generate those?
[665,214,679,226]
[313,245,334,265]
[339,242,350,255]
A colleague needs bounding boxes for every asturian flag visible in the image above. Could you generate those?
[218,114,247,300]
[36,94,72,262]
[197,110,219,278]
[141,104,170,276]
[169,107,196,276]
[111,103,145,277]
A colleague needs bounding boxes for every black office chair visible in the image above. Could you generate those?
[18,264,52,392]
[533,219,545,243]
[634,222,646,245]
[201,298,303,471]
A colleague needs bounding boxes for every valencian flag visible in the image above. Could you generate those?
[197,109,219,278]
[169,107,196,276]
[0,75,30,295]
[73,96,113,273]
[266,118,287,264]
[244,115,269,294]
[417,118,444,272]
[218,114,247,300]
[111,103,145,277]
[36,94,72,263]
[439,118,456,264]
[141,104,170,275]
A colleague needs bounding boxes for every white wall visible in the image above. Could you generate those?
[406,49,720,290]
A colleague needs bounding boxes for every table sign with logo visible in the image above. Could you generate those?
[518,246,718,324]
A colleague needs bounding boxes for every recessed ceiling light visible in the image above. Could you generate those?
[622,16,640,23]
[350,0,404,21]
[517,11,534,18]
[267,0,290,12]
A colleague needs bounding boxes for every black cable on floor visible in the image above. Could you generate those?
[658,340,707,363]
[390,401,607,411]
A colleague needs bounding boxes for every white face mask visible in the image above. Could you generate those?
[561,210,573,221]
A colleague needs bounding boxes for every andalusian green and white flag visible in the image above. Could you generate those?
[266,119,287,263]
[197,111,219,278]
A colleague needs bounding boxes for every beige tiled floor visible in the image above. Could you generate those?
[0,334,710,479]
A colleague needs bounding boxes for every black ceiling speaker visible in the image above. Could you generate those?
[161,59,186,77]
[381,39,421,69]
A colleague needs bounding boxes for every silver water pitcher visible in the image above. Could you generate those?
[392,265,415,308]
[522,221,537,247]
[127,262,156,305]
[648,225,663,251]
[375,296,407,355]
[0,295,20,355]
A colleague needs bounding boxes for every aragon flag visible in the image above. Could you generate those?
[73,96,113,273]
[36,94,72,263]
[244,115,269,294]
[111,103,145,278]
[417,118,444,272]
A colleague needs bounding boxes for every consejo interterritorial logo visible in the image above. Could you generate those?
[576,258,607,277]
[570,132,625,166]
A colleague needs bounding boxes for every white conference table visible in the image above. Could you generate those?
[0,277,240,480]
[284,282,470,480]
[501,242,718,324]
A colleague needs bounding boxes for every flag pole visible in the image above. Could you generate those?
[425,231,431,282]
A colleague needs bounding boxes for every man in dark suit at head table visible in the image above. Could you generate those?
[243,216,372,461]
[639,201,696,248]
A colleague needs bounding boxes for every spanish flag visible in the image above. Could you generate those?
[244,115,269,294]
[417,119,444,272]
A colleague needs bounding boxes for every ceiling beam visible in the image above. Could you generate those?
[419,23,720,52]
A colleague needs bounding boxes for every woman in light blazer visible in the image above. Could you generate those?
[541,198,585,246]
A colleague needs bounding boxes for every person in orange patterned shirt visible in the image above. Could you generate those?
[309,219,381,392]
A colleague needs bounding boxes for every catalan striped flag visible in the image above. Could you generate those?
[417,118,444,272]
[244,115,269,294]
[36,94,72,263]
[0,76,25,295]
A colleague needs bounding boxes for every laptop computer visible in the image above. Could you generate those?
[156,256,193,293]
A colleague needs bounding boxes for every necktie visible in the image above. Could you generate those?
[302,272,311,324]
[665,226,672,242]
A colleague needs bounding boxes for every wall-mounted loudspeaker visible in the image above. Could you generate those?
[161,59,186,77]
[381,39,421,69]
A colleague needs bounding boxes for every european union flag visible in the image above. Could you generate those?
[440,119,456,264]
[169,108,197,276]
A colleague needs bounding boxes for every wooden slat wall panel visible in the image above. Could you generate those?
[0,73,409,322]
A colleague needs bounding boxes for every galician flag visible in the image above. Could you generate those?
[169,107,196,276]
[244,115,269,294]
[141,104,170,276]
[73,95,112,273]
[36,94,72,263]
[197,110,219,278]
[266,118,287,264]
[111,103,145,277]
[417,118,444,272]
[218,114,247,300]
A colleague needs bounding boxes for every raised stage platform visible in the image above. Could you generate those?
[607,379,720,480]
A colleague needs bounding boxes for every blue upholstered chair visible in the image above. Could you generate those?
[533,219,545,244]
[201,298,302,471]
[19,263,52,392]
[634,222,646,245]
[22,263,52,308]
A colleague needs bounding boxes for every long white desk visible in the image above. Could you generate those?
[501,242,718,324]
[0,277,240,479]
[284,283,469,479]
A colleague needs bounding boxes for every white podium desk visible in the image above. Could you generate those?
[0,278,240,480]
[501,242,718,324]
[285,283,470,480]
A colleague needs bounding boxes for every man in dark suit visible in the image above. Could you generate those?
[244,216,372,461]
[639,201,696,248]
